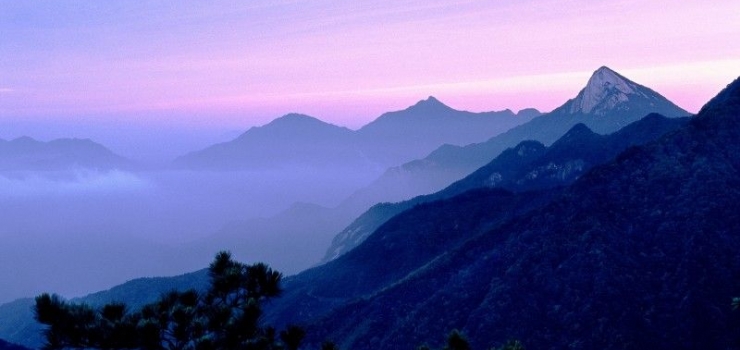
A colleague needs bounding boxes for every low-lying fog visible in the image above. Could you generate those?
[0,166,380,304]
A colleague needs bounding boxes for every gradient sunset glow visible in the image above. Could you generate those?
[1,0,739,131]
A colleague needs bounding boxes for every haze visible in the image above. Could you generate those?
[2,0,740,158]
[0,0,739,303]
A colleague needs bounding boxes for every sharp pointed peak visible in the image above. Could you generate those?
[564,66,644,115]
[586,66,632,87]
[593,65,617,74]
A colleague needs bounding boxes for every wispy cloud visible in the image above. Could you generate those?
[0,88,13,93]
[0,170,150,197]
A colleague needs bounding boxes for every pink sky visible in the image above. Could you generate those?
[1,0,739,130]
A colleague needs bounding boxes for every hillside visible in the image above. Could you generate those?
[0,271,208,349]
[344,66,689,208]
[290,77,740,349]
[0,339,29,350]
[174,114,362,170]
[356,97,539,166]
[0,106,691,350]
[322,113,689,262]
[175,100,537,171]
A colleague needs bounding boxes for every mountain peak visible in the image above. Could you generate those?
[229,113,349,144]
[516,108,542,119]
[568,66,641,115]
[11,136,39,144]
[594,65,616,74]
[587,66,629,88]
[564,122,595,135]
[273,113,318,123]
[422,96,442,104]
[408,96,452,112]
[261,113,332,130]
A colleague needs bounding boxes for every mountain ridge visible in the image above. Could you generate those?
[176,97,539,171]
[290,75,740,349]
[0,136,133,171]
[321,113,688,265]
[342,66,690,208]
[0,85,688,350]
[0,69,711,350]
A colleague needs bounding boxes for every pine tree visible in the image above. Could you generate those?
[34,251,301,350]
[443,330,471,350]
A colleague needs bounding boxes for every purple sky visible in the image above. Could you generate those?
[1,0,739,131]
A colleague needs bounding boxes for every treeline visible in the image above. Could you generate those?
[34,252,522,350]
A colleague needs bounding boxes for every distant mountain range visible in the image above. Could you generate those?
[343,66,690,209]
[354,97,540,166]
[195,67,691,274]
[175,100,539,170]
[279,76,740,349]
[174,114,362,170]
[321,113,689,263]
[171,100,541,273]
[2,67,726,350]
[268,112,689,333]
[0,137,131,171]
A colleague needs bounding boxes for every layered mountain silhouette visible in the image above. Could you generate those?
[172,102,540,272]
[322,113,689,262]
[355,97,540,166]
[174,114,363,170]
[0,137,131,171]
[3,71,731,350]
[268,76,740,349]
[175,100,538,170]
[181,201,359,275]
[271,113,688,330]
[0,83,697,349]
[344,66,689,209]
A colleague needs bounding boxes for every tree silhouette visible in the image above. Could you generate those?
[35,251,302,350]
[279,325,305,350]
[443,330,471,350]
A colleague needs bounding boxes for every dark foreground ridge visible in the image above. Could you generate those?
[2,75,736,350]
[291,77,740,349]
[0,339,29,350]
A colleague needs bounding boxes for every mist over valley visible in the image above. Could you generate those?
[2,2,739,348]
[0,97,534,304]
